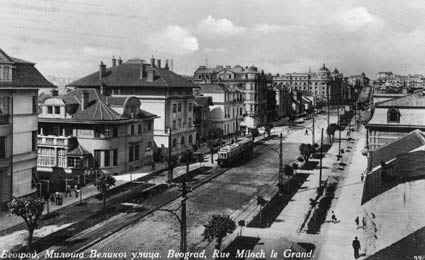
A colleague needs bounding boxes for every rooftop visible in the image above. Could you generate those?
[375,92,425,108]
[0,49,55,89]
[68,60,197,89]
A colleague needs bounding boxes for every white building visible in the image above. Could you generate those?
[0,49,54,209]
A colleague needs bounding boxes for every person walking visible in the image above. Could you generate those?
[355,216,360,228]
[352,236,361,259]
[305,129,309,136]
[362,216,366,229]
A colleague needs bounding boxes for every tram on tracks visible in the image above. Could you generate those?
[217,137,254,167]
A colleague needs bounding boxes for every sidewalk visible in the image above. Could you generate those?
[315,126,367,260]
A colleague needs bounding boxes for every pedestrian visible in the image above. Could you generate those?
[305,129,309,136]
[355,216,360,228]
[362,216,366,229]
[361,172,365,182]
[74,185,79,198]
[331,210,338,223]
[352,236,361,259]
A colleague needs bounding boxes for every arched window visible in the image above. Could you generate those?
[387,108,400,123]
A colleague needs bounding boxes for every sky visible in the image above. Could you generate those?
[1,0,425,79]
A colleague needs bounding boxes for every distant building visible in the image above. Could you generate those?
[193,65,270,131]
[0,49,54,209]
[193,96,213,143]
[273,64,352,107]
[366,92,425,151]
[271,81,293,118]
[68,57,197,158]
[194,84,244,138]
[374,72,425,93]
[37,89,156,175]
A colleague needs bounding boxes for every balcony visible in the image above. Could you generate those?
[37,135,73,148]
[0,114,9,125]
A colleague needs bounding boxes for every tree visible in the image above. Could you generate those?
[299,143,313,162]
[326,123,338,143]
[203,215,236,250]
[8,197,44,249]
[94,173,116,210]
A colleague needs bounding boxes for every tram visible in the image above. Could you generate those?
[217,138,254,167]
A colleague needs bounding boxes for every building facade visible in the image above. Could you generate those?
[0,49,54,209]
[273,64,351,107]
[193,96,213,143]
[37,88,156,175]
[366,92,425,151]
[193,65,270,131]
[195,84,244,138]
[68,58,196,158]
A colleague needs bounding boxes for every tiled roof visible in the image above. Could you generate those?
[0,49,55,88]
[376,93,425,107]
[198,84,228,93]
[370,129,425,169]
[67,145,90,156]
[68,61,197,89]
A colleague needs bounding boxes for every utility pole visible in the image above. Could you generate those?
[181,152,189,258]
[319,128,323,188]
[338,101,342,159]
[168,128,173,182]
[278,133,283,190]
[327,84,330,130]
[312,116,315,145]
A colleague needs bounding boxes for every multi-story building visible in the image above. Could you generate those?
[193,65,270,131]
[37,88,156,175]
[0,49,54,209]
[68,58,197,158]
[193,96,213,143]
[195,83,244,138]
[272,82,293,119]
[366,92,425,152]
[374,72,425,93]
[273,64,351,106]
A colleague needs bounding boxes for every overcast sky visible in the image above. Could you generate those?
[1,0,425,78]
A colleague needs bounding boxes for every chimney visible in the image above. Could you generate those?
[157,59,161,69]
[147,66,154,82]
[151,57,156,67]
[140,63,145,80]
[99,61,106,80]
[112,56,117,67]
[165,59,169,70]
[81,91,90,111]
[118,57,123,65]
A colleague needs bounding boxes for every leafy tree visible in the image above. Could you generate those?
[94,173,116,210]
[284,164,294,176]
[326,123,338,143]
[299,143,313,162]
[203,215,236,250]
[8,197,44,249]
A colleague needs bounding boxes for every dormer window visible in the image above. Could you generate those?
[0,65,12,82]
[387,108,400,123]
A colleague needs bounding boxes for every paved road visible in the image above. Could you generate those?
[82,114,335,258]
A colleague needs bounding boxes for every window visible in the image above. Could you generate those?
[68,157,82,169]
[32,96,37,113]
[47,106,53,114]
[130,125,135,136]
[178,118,182,128]
[172,120,177,130]
[240,107,243,116]
[104,150,110,167]
[54,106,60,114]
[147,121,152,131]
[32,131,37,151]
[387,108,400,123]
[0,136,5,159]
[112,127,118,137]
[188,117,192,127]
[189,135,193,145]
[129,146,134,162]
[94,150,101,167]
[188,103,192,111]
[138,124,142,135]
[113,149,118,166]
[181,136,185,145]
[135,144,140,160]
[173,104,177,113]
[178,103,182,112]
[173,138,177,147]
